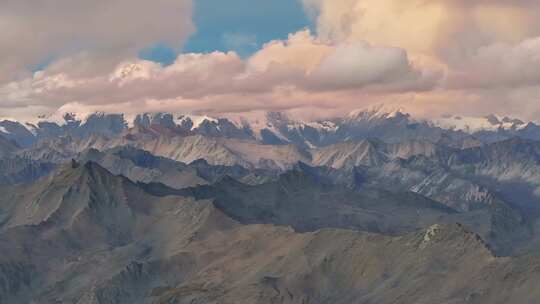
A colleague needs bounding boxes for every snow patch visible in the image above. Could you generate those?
[420,224,442,249]
[24,123,38,136]
[80,112,107,125]
[305,121,338,132]
[433,115,526,133]
[35,111,82,126]
[348,104,409,122]
[176,115,218,130]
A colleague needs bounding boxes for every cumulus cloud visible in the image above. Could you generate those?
[251,31,440,92]
[2,0,540,121]
[306,43,440,92]
[248,30,333,72]
[302,0,540,58]
[297,0,540,120]
[0,30,441,121]
[0,0,194,82]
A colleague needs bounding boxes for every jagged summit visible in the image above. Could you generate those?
[5,107,534,135]
[133,112,219,130]
[2,108,540,151]
[348,104,410,121]
[0,159,135,234]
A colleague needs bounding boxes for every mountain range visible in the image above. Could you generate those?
[2,106,540,303]
[2,105,540,149]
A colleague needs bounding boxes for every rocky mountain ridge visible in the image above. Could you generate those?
[0,161,539,303]
[3,106,540,148]
[3,107,540,302]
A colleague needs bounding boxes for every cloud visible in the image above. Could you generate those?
[302,0,540,56]
[0,30,441,121]
[389,87,540,122]
[296,0,540,120]
[248,30,333,72]
[2,1,540,122]
[250,31,440,92]
[447,36,540,89]
[306,43,440,92]
[0,0,194,83]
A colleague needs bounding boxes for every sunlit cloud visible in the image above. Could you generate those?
[1,0,540,121]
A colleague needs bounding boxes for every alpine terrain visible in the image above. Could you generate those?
[1,107,540,303]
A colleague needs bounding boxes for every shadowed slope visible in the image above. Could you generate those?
[0,162,539,303]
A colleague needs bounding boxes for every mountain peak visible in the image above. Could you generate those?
[133,112,220,132]
[78,160,138,186]
[348,104,410,121]
[51,159,120,183]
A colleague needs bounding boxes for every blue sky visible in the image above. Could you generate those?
[140,0,312,65]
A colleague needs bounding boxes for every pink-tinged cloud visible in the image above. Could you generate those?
[0,30,441,121]
[302,0,540,56]
[2,1,540,122]
[447,37,540,89]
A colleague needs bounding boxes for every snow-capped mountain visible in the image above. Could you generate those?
[4,105,540,259]
[0,112,128,147]
[433,114,527,133]
[0,119,37,148]
[3,105,540,149]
